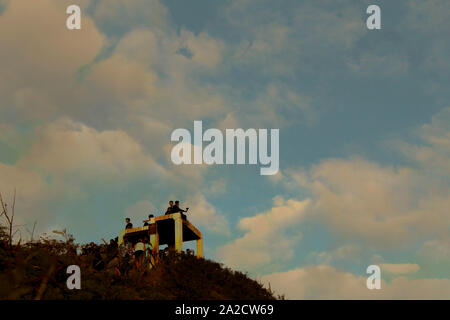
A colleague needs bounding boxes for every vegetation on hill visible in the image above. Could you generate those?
[0,229,277,300]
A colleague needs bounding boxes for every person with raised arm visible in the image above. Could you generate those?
[172,200,189,220]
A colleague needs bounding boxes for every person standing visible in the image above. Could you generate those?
[125,218,133,229]
[165,201,174,215]
[143,237,153,267]
[143,214,154,226]
[134,238,145,269]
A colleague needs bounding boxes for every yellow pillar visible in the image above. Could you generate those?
[196,237,204,258]
[150,219,159,266]
[150,232,159,266]
[174,213,183,253]
[118,230,126,245]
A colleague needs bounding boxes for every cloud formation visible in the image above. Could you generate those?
[219,105,450,297]
[262,265,450,300]
[281,108,450,250]
[217,197,310,271]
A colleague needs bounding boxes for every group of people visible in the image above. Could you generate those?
[79,200,191,276]
[80,236,155,276]
[80,240,121,274]
[164,200,189,215]
[124,200,190,230]
[118,237,154,270]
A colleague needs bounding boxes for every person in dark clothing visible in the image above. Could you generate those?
[125,218,133,229]
[119,237,132,259]
[143,214,154,226]
[92,253,105,271]
[172,200,188,213]
[172,200,189,219]
[110,239,118,248]
[100,238,118,257]
[106,255,121,277]
[165,201,174,215]
[86,242,97,255]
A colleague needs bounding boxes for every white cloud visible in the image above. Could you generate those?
[311,244,363,265]
[286,155,449,249]
[217,197,310,271]
[0,0,104,121]
[380,263,420,275]
[218,83,314,128]
[0,163,49,223]
[185,193,230,235]
[1,118,232,239]
[0,0,230,130]
[0,160,88,239]
[178,29,224,68]
[278,107,450,249]
[125,200,156,224]
[418,237,450,275]
[0,118,168,237]
[262,265,450,299]
[19,118,166,182]
[420,237,450,261]
[400,107,450,175]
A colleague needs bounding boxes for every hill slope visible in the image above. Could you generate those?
[0,236,276,300]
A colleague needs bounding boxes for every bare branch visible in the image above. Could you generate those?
[0,192,9,223]
[11,188,16,223]
[0,190,19,247]
[25,221,37,242]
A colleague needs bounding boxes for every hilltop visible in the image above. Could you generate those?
[0,230,276,300]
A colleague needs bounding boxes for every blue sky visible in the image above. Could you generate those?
[0,0,449,298]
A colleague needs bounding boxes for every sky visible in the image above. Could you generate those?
[0,0,449,299]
